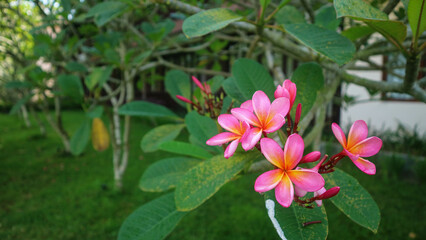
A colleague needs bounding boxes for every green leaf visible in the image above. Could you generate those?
[222,77,245,104]
[5,81,33,89]
[86,106,104,119]
[87,1,128,27]
[341,26,375,41]
[285,24,355,65]
[118,101,178,118]
[65,61,88,73]
[315,5,341,31]
[142,19,175,42]
[141,124,185,153]
[57,74,84,102]
[291,62,324,120]
[70,119,91,156]
[158,141,213,160]
[220,96,233,114]
[85,66,113,91]
[165,70,191,108]
[408,0,426,41]
[275,5,306,25]
[184,111,222,154]
[140,157,201,192]
[208,75,225,93]
[264,191,328,240]
[9,95,33,115]
[334,0,407,47]
[333,0,387,20]
[323,168,380,233]
[183,8,242,38]
[175,152,260,211]
[118,193,187,240]
[232,58,276,100]
[132,50,152,65]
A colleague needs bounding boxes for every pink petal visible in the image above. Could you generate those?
[240,100,253,111]
[294,185,307,197]
[351,157,376,175]
[311,155,327,172]
[231,108,261,127]
[283,134,305,170]
[274,85,290,99]
[241,127,262,151]
[252,91,271,123]
[300,151,321,164]
[260,138,285,169]
[275,174,294,208]
[283,79,297,106]
[206,132,239,146]
[254,169,284,193]
[349,137,382,157]
[287,169,324,192]
[269,97,290,120]
[315,186,340,200]
[263,114,285,133]
[218,114,241,134]
[224,139,239,159]
[332,123,347,148]
[347,120,368,149]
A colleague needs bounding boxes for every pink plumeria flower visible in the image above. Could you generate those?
[332,120,382,175]
[254,134,325,208]
[206,114,250,159]
[274,79,297,109]
[231,91,290,150]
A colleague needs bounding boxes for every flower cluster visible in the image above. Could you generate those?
[180,77,383,208]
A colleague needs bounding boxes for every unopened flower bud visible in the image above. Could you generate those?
[300,151,321,164]
[315,186,340,200]
[176,95,193,104]
[192,76,205,92]
[295,103,302,124]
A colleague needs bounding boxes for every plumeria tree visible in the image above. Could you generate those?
[117,0,425,239]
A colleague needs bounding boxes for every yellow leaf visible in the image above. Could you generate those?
[91,118,110,151]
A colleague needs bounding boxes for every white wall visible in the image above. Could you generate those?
[340,57,426,134]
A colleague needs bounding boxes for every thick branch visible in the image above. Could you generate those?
[382,0,400,14]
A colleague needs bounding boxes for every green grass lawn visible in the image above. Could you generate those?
[0,111,425,240]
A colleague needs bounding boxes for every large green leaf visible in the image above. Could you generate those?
[285,24,355,65]
[158,141,213,160]
[334,0,407,47]
[333,0,387,20]
[141,124,185,153]
[264,191,328,240]
[291,62,324,120]
[165,70,191,108]
[182,8,242,38]
[275,5,306,25]
[70,119,91,156]
[139,157,201,192]
[175,152,260,211]
[85,66,113,91]
[118,193,186,240]
[323,168,380,233]
[408,0,426,40]
[222,77,245,104]
[232,58,276,100]
[57,74,84,102]
[341,26,375,41]
[184,111,222,154]
[118,101,178,118]
[86,1,128,27]
[315,5,341,31]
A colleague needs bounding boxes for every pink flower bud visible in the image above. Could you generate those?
[176,95,193,104]
[295,103,302,124]
[300,151,321,164]
[192,76,205,92]
[315,186,340,200]
[204,83,211,94]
